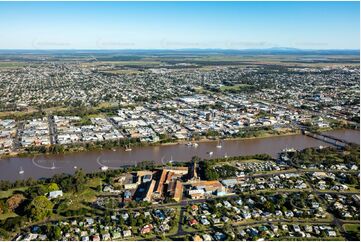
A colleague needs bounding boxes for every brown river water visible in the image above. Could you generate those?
[0,129,359,181]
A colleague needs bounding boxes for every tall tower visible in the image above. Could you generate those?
[188,159,199,180]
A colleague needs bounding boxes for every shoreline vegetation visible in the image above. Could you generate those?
[0,126,359,160]
[1,128,301,159]
[0,144,359,240]
[0,152,275,191]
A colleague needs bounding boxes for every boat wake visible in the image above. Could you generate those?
[32,157,60,170]
[160,154,174,165]
[96,154,125,169]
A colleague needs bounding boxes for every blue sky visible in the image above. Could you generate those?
[0,1,359,49]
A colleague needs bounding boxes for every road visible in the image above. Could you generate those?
[13,121,24,150]
[47,115,56,145]
[13,142,359,240]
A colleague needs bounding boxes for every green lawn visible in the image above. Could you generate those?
[166,207,181,235]
[220,84,252,92]
[62,189,99,210]
[314,189,359,194]
[87,177,102,188]
[0,212,18,221]
[57,177,101,212]
[0,187,28,199]
[346,185,360,193]
[182,224,201,233]
[343,224,360,233]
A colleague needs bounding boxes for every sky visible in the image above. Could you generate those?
[0,1,359,50]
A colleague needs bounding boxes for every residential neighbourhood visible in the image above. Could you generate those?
[0,55,359,241]
[0,0,360,241]
[0,144,358,241]
[0,62,359,157]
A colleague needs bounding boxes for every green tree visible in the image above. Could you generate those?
[73,169,86,193]
[0,228,9,241]
[47,225,62,240]
[47,183,60,192]
[27,196,53,221]
[129,215,136,227]
[27,185,48,199]
[263,201,275,213]
[0,200,8,214]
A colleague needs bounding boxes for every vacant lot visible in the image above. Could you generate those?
[220,84,252,92]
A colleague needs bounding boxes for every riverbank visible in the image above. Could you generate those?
[3,127,360,160]
[0,128,301,160]
[0,131,343,181]
[2,127,360,162]
[0,128,358,181]
[170,129,302,145]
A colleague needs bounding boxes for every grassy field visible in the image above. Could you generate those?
[0,107,39,119]
[228,158,263,164]
[112,61,161,66]
[0,101,117,120]
[343,224,360,233]
[64,188,98,210]
[74,54,360,68]
[0,187,28,199]
[197,54,359,65]
[43,106,69,113]
[95,102,114,109]
[0,211,18,221]
[0,62,26,68]
[100,69,141,75]
[62,177,101,210]
[90,61,162,67]
[220,84,252,92]
[0,187,28,222]
[252,168,298,175]
[165,206,182,235]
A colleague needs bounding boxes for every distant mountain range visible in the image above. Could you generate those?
[0,48,359,56]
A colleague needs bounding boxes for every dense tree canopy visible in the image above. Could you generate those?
[47,183,60,192]
[27,196,53,221]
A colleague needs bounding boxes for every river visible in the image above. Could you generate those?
[322,129,360,145]
[0,129,359,181]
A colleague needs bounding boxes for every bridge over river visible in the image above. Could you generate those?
[0,129,359,181]
[303,130,355,148]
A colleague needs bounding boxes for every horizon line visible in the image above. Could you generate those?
[0,48,359,51]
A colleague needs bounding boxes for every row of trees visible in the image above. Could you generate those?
[291,144,360,166]
[0,177,39,191]
[24,137,141,155]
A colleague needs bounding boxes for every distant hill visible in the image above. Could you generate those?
[0,48,359,56]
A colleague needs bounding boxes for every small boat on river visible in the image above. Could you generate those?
[100,166,109,171]
[19,167,24,175]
